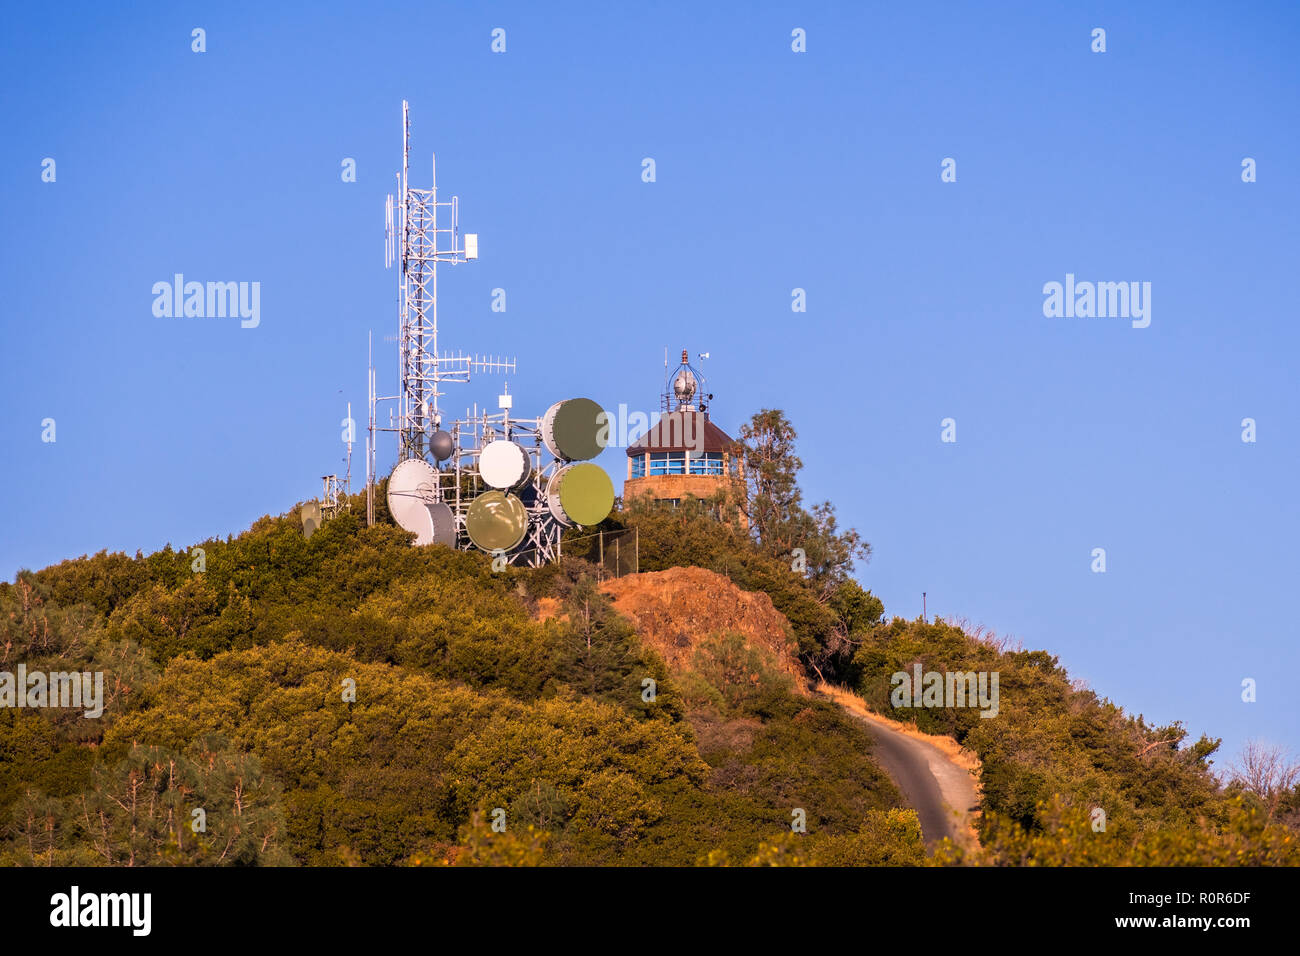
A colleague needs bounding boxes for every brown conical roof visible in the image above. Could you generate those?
[626,411,736,455]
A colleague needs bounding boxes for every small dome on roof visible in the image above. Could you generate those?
[672,369,697,404]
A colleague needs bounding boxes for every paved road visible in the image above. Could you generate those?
[820,685,980,850]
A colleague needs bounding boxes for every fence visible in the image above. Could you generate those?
[565,526,639,580]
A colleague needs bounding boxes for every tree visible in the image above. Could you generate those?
[737,410,804,559]
[554,575,639,700]
[965,795,1300,867]
[3,739,292,866]
[737,409,870,588]
[433,810,551,866]
[1231,741,1300,823]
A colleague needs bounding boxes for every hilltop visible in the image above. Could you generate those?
[0,501,919,866]
[2,408,1297,866]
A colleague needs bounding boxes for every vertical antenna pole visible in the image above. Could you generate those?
[367,332,375,526]
[430,150,438,431]
[399,100,410,459]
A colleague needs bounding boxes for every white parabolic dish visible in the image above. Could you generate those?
[387,458,441,545]
[479,439,529,489]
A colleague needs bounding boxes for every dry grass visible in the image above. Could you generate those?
[598,567,808,692]
[533,596,564,622]
[939,615,1024,654]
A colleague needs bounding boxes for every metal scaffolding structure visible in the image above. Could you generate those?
[362,101,569,567]
[443,408,565,567]
[368,100,515,514]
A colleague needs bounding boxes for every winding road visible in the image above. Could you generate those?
[818,683,981,851]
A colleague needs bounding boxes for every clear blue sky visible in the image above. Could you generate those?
[2,1,1297,767]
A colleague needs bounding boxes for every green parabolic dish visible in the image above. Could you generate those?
[466,491,529,551]
[558,463,614,526]
[552,398,606,461]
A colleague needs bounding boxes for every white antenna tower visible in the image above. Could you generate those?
[381,99,515,464]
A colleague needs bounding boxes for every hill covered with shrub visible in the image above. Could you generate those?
[0,500,912,866]
[3,408,1295,866]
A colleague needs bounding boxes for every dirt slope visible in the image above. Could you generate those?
[598,567,807,691]
[555,567,982,851]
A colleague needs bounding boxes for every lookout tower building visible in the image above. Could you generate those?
[623,350,747,527]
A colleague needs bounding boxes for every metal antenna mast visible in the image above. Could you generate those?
[383,99,513,464]
[366,332,376,526]
[344,400,353,494]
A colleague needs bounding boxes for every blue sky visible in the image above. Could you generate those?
[2,1,1297,766]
